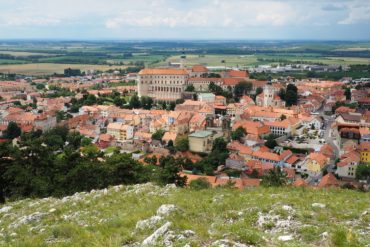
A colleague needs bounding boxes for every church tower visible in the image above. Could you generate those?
[263,82,274,107]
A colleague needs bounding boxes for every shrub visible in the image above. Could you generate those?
[189,178,211,190]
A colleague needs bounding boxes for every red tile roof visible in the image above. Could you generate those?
[318,173,339,188]
[139,68,188,75]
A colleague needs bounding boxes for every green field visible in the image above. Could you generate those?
[0,63,127,75]
[0,51,56,57]
[0,184,368,246]
[153,54,260,67]
[153,54,370,67]
[0,41,370,76]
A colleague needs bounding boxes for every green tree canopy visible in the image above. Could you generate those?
[140,96,153,110]
[129,94,141,109]
[152,129,165,141]
[185,85,195,92]
[265,134,278,149]
[356,164,370,182]
[175,136,189,152]
[189,178,211,190]
[3,122,21,139]
[261,167,287,187]
[234,81,253,98]
[231,126,246,141]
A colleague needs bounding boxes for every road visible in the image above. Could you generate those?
[318,107,340,173]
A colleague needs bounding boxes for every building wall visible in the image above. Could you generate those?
[138,73,188,101]
[189,136,212,153]
[360,150,370,163]
[336,162,357,178]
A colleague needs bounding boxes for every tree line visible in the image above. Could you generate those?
[0,126,187,203]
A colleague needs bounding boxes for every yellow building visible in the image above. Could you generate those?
[107,123,134,142]
[188,130,214,153]
[303,152,328,175]
[360,142,370,163]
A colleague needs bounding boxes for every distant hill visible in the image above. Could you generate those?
[0,183,369,246]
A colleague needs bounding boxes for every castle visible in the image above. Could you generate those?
[137,65,249,101]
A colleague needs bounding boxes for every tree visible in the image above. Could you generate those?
[278,88,286,100]
[261,167,287,187]
[144,156,158,166]
[285,89,298,106]
[81,144,100,160]
[167,140,175,153]
[212,137,228,153]
[185,85,195,92]
[189,178,211,190]
[85,94,97,106]
[209,82,223,95]
[152,129,165,141]
[250,169,260,178]
[255,87,263,96]
[286,84,298,93]
[356,164,370,182]
[234,81,253,98]
[113,97,125,107]
[280,114,287,121]
[156,156,187,187]
[344,88,351,100]
[3,122,21,139]
[140,96,153,110]
[265,134,278,149]
[36,83,45,90]
[129,94,141,109]
[231,126,246,141]
[175,136,189,152]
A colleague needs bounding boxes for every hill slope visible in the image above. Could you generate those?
[0,184,369,247]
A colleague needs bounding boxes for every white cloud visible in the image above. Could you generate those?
[104,0,304,29]
[338,0,370,24]
[0,0,369,39]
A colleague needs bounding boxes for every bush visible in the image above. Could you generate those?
[189,178,211,190]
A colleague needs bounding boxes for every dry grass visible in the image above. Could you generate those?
[0,63,127,75]
[0,51,54,57]
[0,184,369,246]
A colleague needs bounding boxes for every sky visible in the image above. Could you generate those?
[0,0,370,40]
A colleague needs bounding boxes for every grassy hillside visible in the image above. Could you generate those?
[0,184,369,247]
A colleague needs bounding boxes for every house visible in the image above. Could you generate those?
[359,142,370,163]
[359,127,370,142]
[245,160,274,177]
[107,123,134,142]
[180,172,260,190]
[239,95,255,106]
[198,93,216,103]
[320,144,335,160]
[188,130,214,153]
[292,178,308,187]
[162,132,177,145]
[96,134,115,149]
[265,117,301,136]
[336,151,360,179]
[225,153,246,171]
[189,65,209,77]
[215,95,227,106]
[189,113,206,132]
[232,120,270,138]
[300,115,323,130]
[335,106,356,115]
[336,113,362,124]
[301,152,328,175]
[317,173,340,188]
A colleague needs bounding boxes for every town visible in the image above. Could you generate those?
[1,59,369,191]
